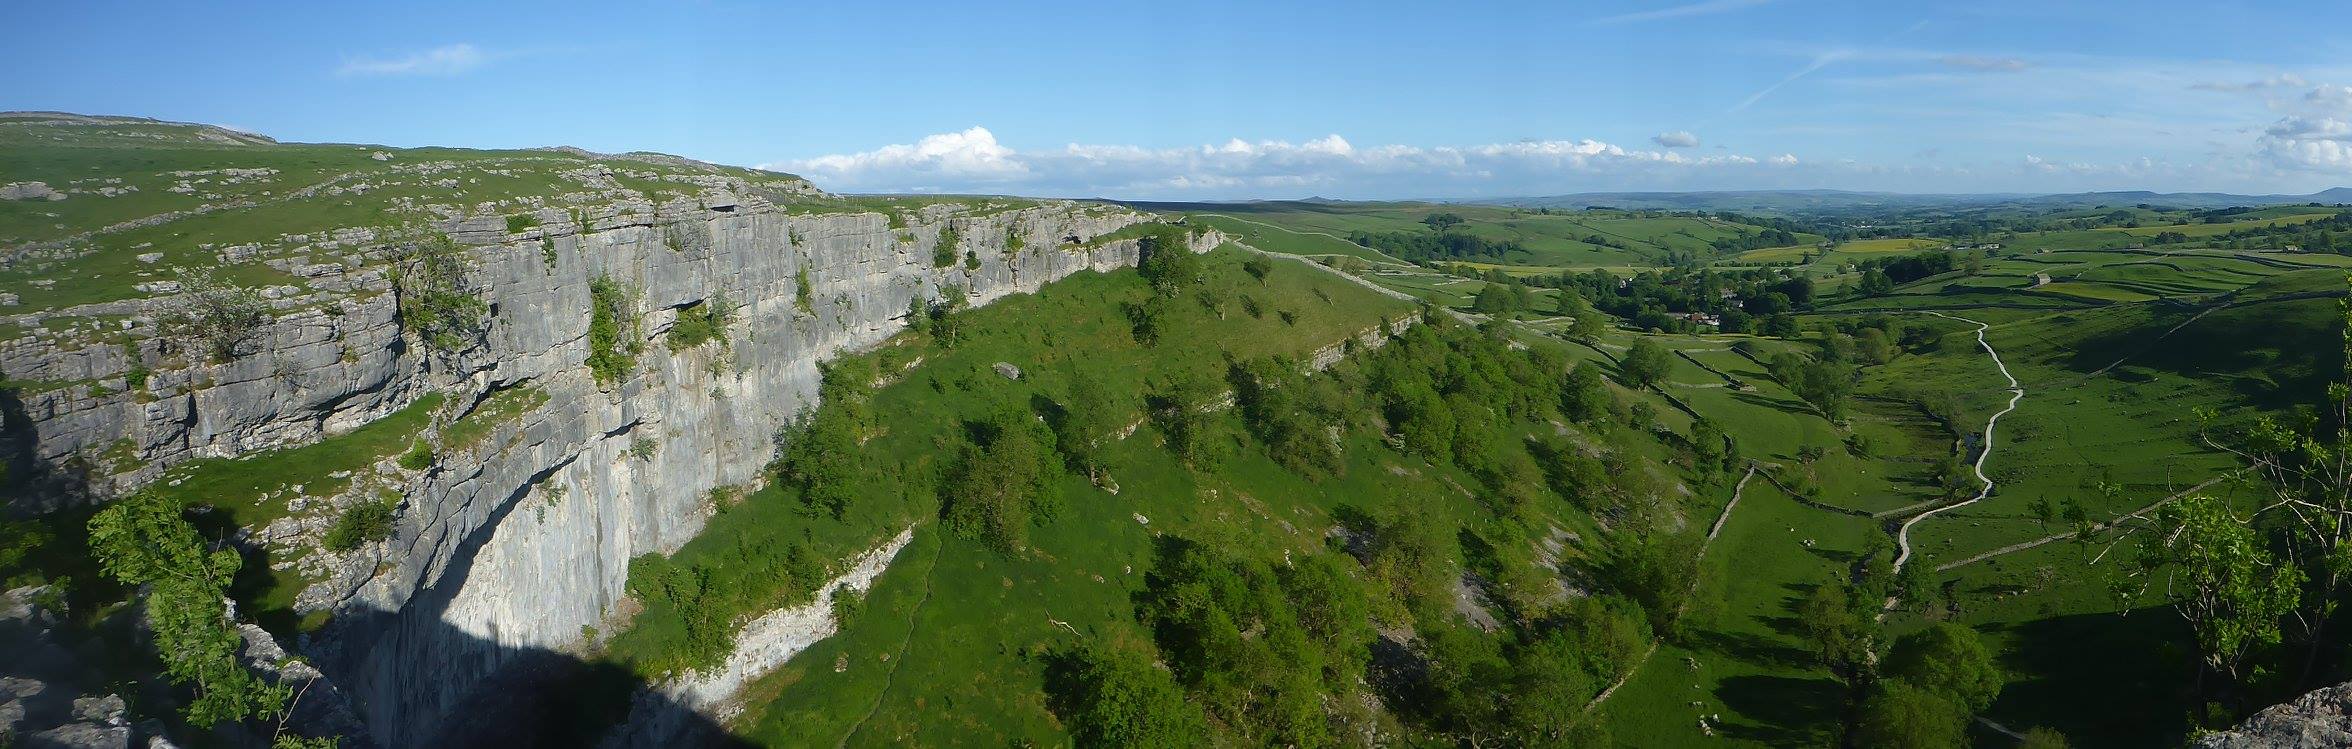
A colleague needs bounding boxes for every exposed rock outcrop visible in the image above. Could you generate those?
[0,586,135,748]
[2,176,1213,745]
[2198,683,2352,748]
[601,527,916,747]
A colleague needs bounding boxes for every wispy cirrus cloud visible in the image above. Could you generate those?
[1588,0,1770,26]
[336,43,488,77]
[2188,73,2306,92]
[1939,55,2029,72]
[1734,52,1847,112]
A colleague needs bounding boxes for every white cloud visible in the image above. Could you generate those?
[1589,0,1771,25]
[797,126,1026,179]
[768,129,1812,199]
[2307,85,2352,112]
[1651,131,1701,148]
[1938,55,2029,73]
[2253,85,2352,171]
[2189,74,2307,92]
[337,43,488,77]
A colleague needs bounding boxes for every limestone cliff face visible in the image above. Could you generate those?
[333,199,1209,747]
[1,180,1211,744]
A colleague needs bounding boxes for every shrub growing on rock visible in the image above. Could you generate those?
[586,276,643,384]
[324,498,396,552]
[160,265,268,362]
[665,295,734,351]
[390,234,489,353]
[933,225,962,267]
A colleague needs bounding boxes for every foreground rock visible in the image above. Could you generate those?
[2198,683,2352,748]
[0,586,134,748]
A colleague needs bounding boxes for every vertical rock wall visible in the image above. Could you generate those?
[314,200,1204,746]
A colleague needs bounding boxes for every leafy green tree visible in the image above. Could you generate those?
[1422,212,1466,230]
[1381,376,1455,460]
[1363,509,1456,613]
[2018,727,2073,748]
[2027,497,2057,531]
[1241,254,1274,282]
[774,402,863,518]
[1137,226,1203,296]
[1858,268,1896,297]
[1619,340,1672,389]
[1599,527,1701,634]
[1124,297,1171,346]
[1050,369,1120,480]
[0,519,54,588]
[1854,680,1969,749]
[943,410,1064,552]
[1856,326,1898,364]
[2192,284,2352,682]
[2127,495,2303,714]
[1471,283,1522,316]
[1149,371,1229,470]
[1500,630,1603,744]
[90,494,290,727]
[1689,417,1733,474]
[1279,554,1375,685]
[1884,623,2004,712]
[1228,357,1347,478]
[1796,574,1882,687]
[1129,538,1379,745]
[1560,363,1610,423]
[1045,644,1209,748]
[1563,299,1610,342]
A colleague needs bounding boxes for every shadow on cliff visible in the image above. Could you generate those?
[0,385,91,516]
[313,456,753,749]
[328,605,755,748]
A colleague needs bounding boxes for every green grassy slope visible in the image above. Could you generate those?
[0,114,832,316]
[589,244,1860,746]
[1123,200,1819,272]
[1848,270,2347,746]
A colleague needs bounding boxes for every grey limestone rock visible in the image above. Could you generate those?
[2199,683,2352,748]
[1,188,1220,746]
[0,181,63,201]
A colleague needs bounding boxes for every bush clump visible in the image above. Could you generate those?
[398,441,436,470]
[665,295,735,351]
[942,410,1063,552]
[160,266,269,363]
[324,499,396,552]
[933,225,962,267]
[587,276,643,384]
[390,234,490,352]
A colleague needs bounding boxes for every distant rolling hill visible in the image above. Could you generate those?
[1472,188,2352,214]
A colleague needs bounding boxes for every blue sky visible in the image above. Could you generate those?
[10,0,2352,198]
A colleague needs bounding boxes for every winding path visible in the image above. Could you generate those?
[1890,311,2026,574]
[1195,213,1417,266]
